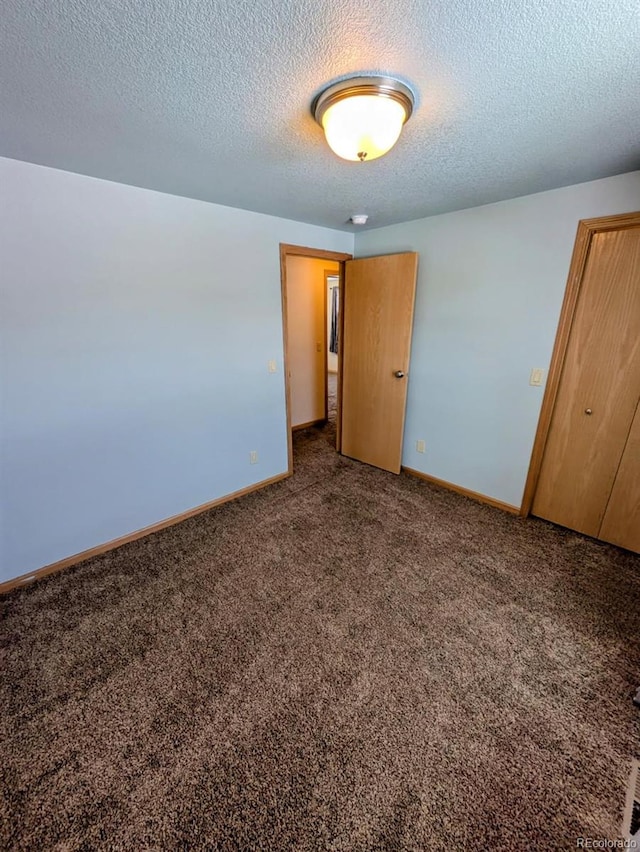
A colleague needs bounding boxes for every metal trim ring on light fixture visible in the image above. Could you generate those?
[312,76,415,126]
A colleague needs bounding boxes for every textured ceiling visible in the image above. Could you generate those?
[1,0,639,230]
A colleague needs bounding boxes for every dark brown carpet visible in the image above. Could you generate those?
[1,387,639,850]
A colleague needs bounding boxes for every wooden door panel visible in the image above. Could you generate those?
[341,253,418,473]
[532,227,640,536]
[599,399,640,553]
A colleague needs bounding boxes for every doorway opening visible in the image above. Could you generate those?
[326,270,340,432]
[280,244,419,477]
[279,244,352,474]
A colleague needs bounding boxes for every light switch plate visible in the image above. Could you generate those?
[529,368,545,386]
[268,360,277,373]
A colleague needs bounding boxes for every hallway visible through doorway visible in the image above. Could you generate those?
[327,372,337,423]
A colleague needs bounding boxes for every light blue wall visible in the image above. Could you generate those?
[3,161,639,583]
[0,157,353,583]
[355,172,640,508]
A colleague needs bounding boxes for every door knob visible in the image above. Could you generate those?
[584,408,593,415]
[394,370,405,378]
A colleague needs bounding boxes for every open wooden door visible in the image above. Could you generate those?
[340,252,418,473]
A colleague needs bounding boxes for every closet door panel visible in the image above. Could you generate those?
[532,227,640,536]
[599,399,640,553]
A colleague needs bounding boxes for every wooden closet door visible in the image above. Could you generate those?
[599,399,640,553]
[532,227,640,537]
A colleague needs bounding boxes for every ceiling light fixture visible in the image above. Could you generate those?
[313,75,414,163]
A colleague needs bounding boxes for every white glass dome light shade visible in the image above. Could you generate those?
[321,95,407,162]
[313,76,414,163]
